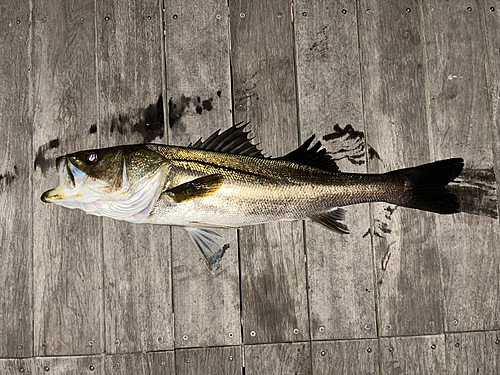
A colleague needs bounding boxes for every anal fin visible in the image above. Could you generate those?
[184,226,229,273]
[310,208,349,234]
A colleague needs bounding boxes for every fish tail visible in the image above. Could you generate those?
[387,158,464,214]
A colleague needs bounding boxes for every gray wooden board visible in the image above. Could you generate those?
[380,335,446,374]
[482,1,500,209]
[164,0,241,348]
[147,351,175,375]
[230,0,309,345]
[0,0,32,358]
[175,346,242,375]
[32,0,102,355]
[244,342,311,375]
[0,359,34,375]
[294,0,377,340]
[35,355,103,375]
[96,0,173,353]
[446,331,500,374]
[105,353,149,374]
[311,339,378,375]
[422,0,500,332]
[358,0,444,337]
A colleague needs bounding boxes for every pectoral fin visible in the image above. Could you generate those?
[165,174,223,203]
[185,226,229,273]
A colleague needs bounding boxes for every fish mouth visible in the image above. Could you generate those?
[41,156,82,203]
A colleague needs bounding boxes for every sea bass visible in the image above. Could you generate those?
[41,124,464,272]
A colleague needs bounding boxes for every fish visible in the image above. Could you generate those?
[41,124,464,272]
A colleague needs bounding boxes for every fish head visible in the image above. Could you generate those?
[41,145,168,220]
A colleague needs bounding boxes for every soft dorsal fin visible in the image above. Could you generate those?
[277,135,339,172]
[189,122,265,158]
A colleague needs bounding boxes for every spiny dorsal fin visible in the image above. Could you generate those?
[188,122,265,158]
[165,174,223,203]
[310,208,349,234]
[277,135,340,172]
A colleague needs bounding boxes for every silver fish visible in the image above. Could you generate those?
[42,124,463,272]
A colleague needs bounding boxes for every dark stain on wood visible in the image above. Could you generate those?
[110,95,165,143]
[169,94,218,127]
[449,167,498,218]
[34,138,60,173]
[322,124,381,166]
[0,166,17,192]
[88,124,97,134]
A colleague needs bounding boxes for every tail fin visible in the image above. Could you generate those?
[386,158,464,214]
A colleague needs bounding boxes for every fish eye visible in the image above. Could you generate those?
[85,152,98,164]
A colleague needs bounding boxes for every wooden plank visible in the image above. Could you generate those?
[147,351,175,375]
[230,0,309,345]
[96,0,173,353]
[482,1,500,206]
[32,0,102,355]
[422,0,500,332]
[446,331,500,373]
[358,0,444,337]
[245,343,311,375]
[164,0,241,348]
[175,346,242,375]
[311,339,378,375]
[36,355,103,375]
[380,335,446,374]
[294,0,377,340]
[105,353,148,374]
[0,0,32,358]
[0,359,34,375]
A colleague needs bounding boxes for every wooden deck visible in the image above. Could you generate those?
[1,0,499,373]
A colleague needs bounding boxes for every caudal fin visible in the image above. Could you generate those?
[386,158,464,214]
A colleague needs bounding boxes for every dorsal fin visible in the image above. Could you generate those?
[188,122,265,158]
[277,135,339,172]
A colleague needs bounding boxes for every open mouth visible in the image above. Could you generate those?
[41,156,80,202]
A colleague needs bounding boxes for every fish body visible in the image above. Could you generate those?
[42,124,464,272]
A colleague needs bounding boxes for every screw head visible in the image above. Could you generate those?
[250,331,256,337]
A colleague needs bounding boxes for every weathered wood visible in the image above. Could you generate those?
[294,0,377,340]
[311,339,378,375]
[446,331,500,373]
[380,335,446,374]
[230,0,309,345]
[482,1,500,209]
[245,342,311,375]
[0,359,34,375]
[165,0,241,348]
[96,0,173,353]
[422,0,500,332]
[0,0,32,358]
[32,0,102,355]
[105,353,148,374]
[175,346,242,375]
[147,351,175,375]
[36,355,103,375]
[358,0,444,337]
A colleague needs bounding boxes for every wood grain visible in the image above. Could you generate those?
[230,0,309,344]
[105,353,149,374]
[0,0,32,358]
[244,343,311,375]
[32,0,102,356]
[294,0,377,340]
[0,359,34,375]
[446,331,500,374]
[358,0,444,337]
[175,346,242,375]
[96,0,173,353]
[422,0,500,332]
[380,335,446,374]
[36,355,103,375]
[311,339,378,375]
[147,351,175,375]
[165,0,241,348]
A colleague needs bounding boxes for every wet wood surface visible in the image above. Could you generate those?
[0,0,499,373]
